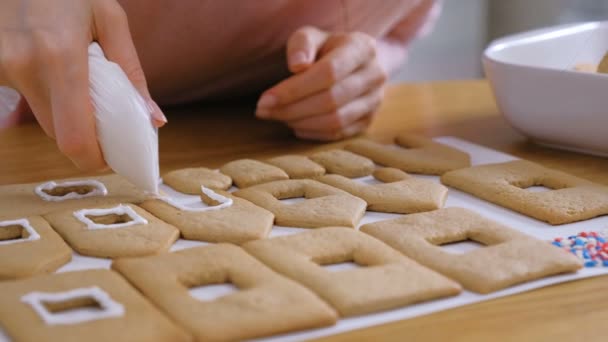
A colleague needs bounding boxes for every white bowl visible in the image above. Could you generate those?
[483,21,608,157]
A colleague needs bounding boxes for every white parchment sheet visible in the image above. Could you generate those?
[1,137,607,342]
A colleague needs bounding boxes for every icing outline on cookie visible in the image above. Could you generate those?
[35,180,108,202]
[0,218,41,245]
[73,205,148,230]
[21,286,125,325]
[157,186,233,212]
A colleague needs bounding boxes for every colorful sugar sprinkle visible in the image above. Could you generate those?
[551,231,608,268]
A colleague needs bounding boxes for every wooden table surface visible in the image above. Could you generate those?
[1,80,607,341]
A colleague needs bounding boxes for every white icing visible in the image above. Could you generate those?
[21,286,125,325]
[35,180,108,202]
[89,43,160,194]
[73,205,148,230]
[0,218,40,245]
[157,186,233,212]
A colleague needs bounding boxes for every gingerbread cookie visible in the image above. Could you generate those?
[234,179,367,228]
[345,134,470,175]
[441,160,608,224]
[266,155,326,179]
[44,204,179,258]
[0,216,71,280]
[0,174,146,218]
[220,159,289,188]
[309,149,375,178]
[0,269,190,342]
[140,188,274,244]
[244,227,461,316]
[112,244,337,341]
[361,207,582,293]
[316,168,447,214]
[163,167,232,194]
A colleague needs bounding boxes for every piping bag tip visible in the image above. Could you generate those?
[88,42,160,195]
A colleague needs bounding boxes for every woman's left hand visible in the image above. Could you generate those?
[255,26,387,141]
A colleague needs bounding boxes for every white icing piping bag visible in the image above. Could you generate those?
[88,43,160,194]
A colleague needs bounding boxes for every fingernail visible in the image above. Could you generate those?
[289,51,308,67]
[256,108,271,119]
[147,99,168,125]
[257,93,278,109]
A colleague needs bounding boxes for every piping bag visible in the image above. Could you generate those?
[88,43,160,195]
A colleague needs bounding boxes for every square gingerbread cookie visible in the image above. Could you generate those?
[162,167,232,194]
[112,244,337,341]
[0,216,71,280]
[441,160,608,224]
[44,203,179,258]
[0,269,190,342]
[361,207,582,293]
[220,159,288,188]
[266,155,326,179]
[244,227,461,316]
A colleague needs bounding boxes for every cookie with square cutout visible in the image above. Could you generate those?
[112,244,337,341]
[44,203,179,258]
[140,189,274,244]
[441,160,608,224]
[345,134,470,175]
[244,227,461,316]
[0,269,190,342]
[0,216,71,280]
[316,168,447,213]
[220,159,289,188]
[361,207,583,293]
[234,179,367,228]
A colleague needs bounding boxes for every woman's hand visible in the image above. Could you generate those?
[256,26,387,141]
[0,0,165,170]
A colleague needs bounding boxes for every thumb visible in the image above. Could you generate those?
[286,26,328,73]
[92,1,167,127]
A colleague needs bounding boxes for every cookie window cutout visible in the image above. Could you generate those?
[234,179,367,228]
[44,204,179,258]
[35,180,108,202]
[220,159,289,188]
[345,134,471,175]
[316,168,448,214]
[162,167,232,194]
[0,270,190,342]
[0,218,40,245]
[441,160,608,224]
[73,205,148,230]
[361,207,582,294]
[0,216,71,280]
[266,155,326,179]
[112,244,337,341]
[244,227,461,317]
[21,286,124,325]
[140,188,273,244]
[309,149,375,178]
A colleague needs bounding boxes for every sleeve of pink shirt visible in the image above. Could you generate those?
[377,0,442,75]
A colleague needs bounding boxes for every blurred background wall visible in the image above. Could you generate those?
[394,0,608,81]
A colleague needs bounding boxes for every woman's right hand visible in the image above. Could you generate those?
[0,0,165,170]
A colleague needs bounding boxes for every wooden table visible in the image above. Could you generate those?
[1,80,607,341]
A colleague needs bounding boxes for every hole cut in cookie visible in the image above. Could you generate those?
[73,205,147,230]
[361,207,583,294]
[21,286,124,325]
[112,244,337,341]
[322,261,362,272]
[439,239,485,254]
[0,219,41,246]
[189,283,238,302]
[244,227,461,317]
[34,180,108,202]
[279,196,307,205]
[234,179,367,228]
[523,186,553,193]
[441,160,608,224]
